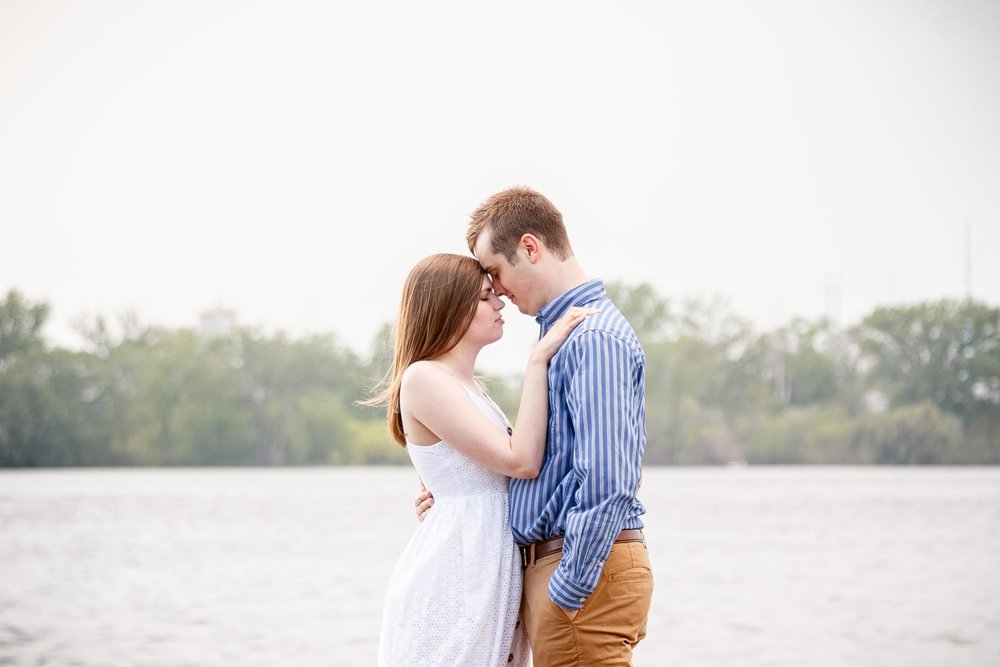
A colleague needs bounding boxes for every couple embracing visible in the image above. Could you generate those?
[369,187,653,666]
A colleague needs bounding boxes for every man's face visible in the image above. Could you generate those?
[473,229,543,316]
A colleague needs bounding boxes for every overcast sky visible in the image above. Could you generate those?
[2,0,998,374]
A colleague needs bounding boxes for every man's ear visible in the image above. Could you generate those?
[520,234,542,263]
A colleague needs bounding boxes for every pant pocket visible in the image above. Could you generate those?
[609,566,652,583]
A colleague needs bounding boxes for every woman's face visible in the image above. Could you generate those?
[464,275,506,347]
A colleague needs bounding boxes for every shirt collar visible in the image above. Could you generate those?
[535,279,606,332]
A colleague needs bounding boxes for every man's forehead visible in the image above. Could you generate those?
[472,230,490,256]
[473,237,499,267]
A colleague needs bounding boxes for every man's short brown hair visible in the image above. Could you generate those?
[466,186,573,262]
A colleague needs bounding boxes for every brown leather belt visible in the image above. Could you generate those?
[519,528,644,568]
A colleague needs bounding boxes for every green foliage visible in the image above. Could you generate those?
[856,300,1000,425]
[0,347,106,466]
[852,403,966,464]
[0,290,400,466]
[764,318,841,406]
[0,287,997,467]
[744,406,855,464]
[0,290,49,362]
[607,285,999,465]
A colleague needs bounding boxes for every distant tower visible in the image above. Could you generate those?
[824,273,841,325]
[965,221,972,302]
[199,307,237,338]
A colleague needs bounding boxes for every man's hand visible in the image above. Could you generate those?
[558,604,579,620]
[414,483,434,522]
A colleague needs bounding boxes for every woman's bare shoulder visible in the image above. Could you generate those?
[401,360,451,394]
[402,359,438,380]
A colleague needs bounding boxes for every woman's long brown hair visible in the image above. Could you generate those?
[362,254,487,445]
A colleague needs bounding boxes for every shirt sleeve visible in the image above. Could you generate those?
[547,330,644,609]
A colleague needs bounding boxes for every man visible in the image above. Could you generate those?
[418,186,652,665]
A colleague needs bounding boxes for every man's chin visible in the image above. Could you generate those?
[506,297,538,317]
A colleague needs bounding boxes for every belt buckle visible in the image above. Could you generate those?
[519,543,535,569]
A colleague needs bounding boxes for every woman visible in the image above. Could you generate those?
[367,253,593,666]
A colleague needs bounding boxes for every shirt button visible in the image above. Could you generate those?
[508,653,514,662]
[579,597,586,602]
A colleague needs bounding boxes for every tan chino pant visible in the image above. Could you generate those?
[521,541,653,666]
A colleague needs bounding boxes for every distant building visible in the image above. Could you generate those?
[199,307,237,338]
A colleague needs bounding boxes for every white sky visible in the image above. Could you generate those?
[1,0,998,374]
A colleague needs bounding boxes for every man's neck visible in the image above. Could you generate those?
[541,256,590,306]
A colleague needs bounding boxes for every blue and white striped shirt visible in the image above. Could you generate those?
[510,279,647,610]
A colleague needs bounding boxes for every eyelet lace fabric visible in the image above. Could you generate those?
[377,390,530,666]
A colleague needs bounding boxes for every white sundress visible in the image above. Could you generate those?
[377,389,530,666]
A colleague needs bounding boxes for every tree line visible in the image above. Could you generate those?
[1,287,997,467]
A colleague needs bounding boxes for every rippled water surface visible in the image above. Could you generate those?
[1,466,998,666]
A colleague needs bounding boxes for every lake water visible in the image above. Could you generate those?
[1,466,998,666]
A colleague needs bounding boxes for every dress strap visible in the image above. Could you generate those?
[463,386,512,431]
